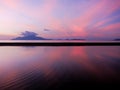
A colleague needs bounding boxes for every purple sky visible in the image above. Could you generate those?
[0,0,120,40]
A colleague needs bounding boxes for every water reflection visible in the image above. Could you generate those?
[0,46,120,89]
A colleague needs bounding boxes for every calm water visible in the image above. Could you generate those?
[0,46,120,89]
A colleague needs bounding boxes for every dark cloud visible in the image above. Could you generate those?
[44,29,50,31]
[21,31,38,37]
[13,31,47,40]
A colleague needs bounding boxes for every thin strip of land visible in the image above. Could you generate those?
[0,42,119,46]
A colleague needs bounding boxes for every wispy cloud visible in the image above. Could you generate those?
[0,0,120,40]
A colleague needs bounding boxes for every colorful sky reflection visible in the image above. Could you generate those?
[0,0,120,40]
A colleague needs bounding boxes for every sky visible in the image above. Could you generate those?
[0,0,120,40]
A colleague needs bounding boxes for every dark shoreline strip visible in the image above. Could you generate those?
[0,42,120,46]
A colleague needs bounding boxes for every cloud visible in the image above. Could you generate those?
[21,31,38,37]
[0,0,120,40]
[13,31,47,40]
[44,29,50,31]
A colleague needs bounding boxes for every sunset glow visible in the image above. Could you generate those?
[0,0,120,40]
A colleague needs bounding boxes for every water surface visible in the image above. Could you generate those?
[0,46,120,89]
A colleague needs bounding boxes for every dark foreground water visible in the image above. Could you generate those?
[0,46,120,89]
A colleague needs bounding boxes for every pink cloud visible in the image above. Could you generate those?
[103,23,120,31]
[0,0,120,39]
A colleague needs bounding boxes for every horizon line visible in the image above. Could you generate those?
[0,42,119,46]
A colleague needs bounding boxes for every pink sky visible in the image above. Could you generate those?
[0,0,120,40]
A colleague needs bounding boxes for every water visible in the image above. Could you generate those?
[0,46,120,89]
